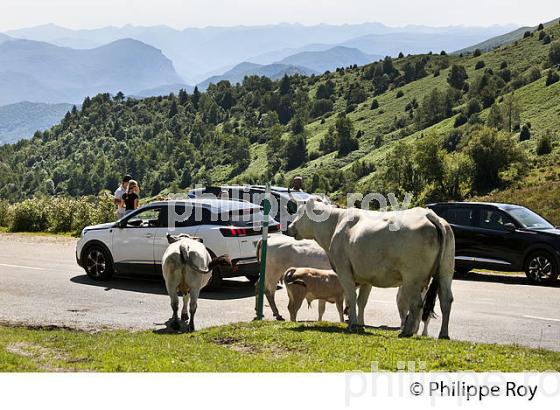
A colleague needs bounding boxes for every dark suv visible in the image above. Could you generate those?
[427,202,560,284]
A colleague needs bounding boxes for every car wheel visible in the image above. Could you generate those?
[524,251,558,284]
[83,245,114,281]
[205,266,223,290]
[246,275,259,285]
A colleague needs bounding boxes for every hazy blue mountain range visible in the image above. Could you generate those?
[0,101,74,144]
[197,62,316,90]
[5,23,515,84]
[135,83,194,98]
[0,38,183,106]
[456,17,560,54]
[275,46,382,73]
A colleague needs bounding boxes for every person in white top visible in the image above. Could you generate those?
[114,175,132,219]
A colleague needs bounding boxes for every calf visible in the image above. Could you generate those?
[283,267,345,322]
[257,235,332,320]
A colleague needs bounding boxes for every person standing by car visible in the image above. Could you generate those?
[114,174,132,219]
[122,180,140,215]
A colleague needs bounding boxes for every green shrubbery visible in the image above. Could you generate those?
[0,191,115,235]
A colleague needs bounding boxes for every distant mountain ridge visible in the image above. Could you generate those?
[4,23,515,84]
[276,46,382,73]
[0,38,183,106]
[0,102,73,144]
[197,62,317,90]
[455,17,560,54]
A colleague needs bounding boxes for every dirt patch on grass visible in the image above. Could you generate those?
[5,342,72,371]
[212,336,292,357]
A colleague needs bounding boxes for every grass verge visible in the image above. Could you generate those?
[1,322,559,372]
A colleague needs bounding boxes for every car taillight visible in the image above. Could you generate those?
[220,227,251,237]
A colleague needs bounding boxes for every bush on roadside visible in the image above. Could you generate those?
[5,191,115,235]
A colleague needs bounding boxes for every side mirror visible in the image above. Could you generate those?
[504,223,516,232]
[116,221,126,229]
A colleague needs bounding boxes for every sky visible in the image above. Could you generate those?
[1,0,559,31]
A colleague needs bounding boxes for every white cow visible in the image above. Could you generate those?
[163,234,230,331]
[257,235,332,320]
[287,200,455,339]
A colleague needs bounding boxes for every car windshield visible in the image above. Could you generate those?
[507,207,554,230]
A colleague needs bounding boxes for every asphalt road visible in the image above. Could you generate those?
[0,233,559,351]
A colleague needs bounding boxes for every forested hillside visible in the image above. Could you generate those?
[1,21,559,218]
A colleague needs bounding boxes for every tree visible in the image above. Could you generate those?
[465,127,523,192]
[486,103,504,129]
[545,69,559,86]
[279,75,291,95]
[168,100,178,118]
[549,41,560,65]
[316,80,336,99]
[415,88,454,128]
[335,114,358,157]
[519,124,531,141]
[191,86,201,109]
[447,64,468,89]
[370,99,379,109]
[284,134,307,170]
[473,49,482,57]
[475,60,485,70]
[501,93,521,133]
[536,134,553,155]
[309,99,334,118]
[537,23,544,30]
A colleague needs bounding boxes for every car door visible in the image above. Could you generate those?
[152,204,201,270]
[437,206,479,266]
[471,207,525,268]
[112,206,162,275]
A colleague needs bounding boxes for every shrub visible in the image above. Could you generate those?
[537,135,553,155]
[537,23,544,30]
[500,61,508,69]
[519,124,531,141]
[526,67,541,83]
[396,90,404,98]
[6,192,115,234]
[454,113,468,128]
[370,99,379,109]
[523,31,531,38]
[549,41,560,65]
[543,34,551,45]
[545,69,560,86]
[0,200,10,227]
[473,49,482,57]
[475,60,485,70]
[538,30,546,40]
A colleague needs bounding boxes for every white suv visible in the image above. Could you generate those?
[76,198,280,288]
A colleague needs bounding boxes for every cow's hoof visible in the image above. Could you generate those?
[398,332,412,338]
[438,335,450,340]
[187,323,195,332]
[170,320,181,331]
[181,313,189,322]
[275,316,285,321]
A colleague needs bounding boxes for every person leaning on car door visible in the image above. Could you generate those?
[114,174,132,219]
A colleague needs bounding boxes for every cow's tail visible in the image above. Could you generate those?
[422,211,447,321]
[180,242,230,274]
[284,268,306,287]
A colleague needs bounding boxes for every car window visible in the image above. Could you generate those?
[125,207,162,228]
[507,207,554,230]
[476,209,514,231]
[159,204,197,228]
[441,207,475,227]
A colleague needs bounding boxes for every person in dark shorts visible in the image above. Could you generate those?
[122,180,140,214]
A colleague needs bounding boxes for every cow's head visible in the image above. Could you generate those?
[286,198,327,240]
